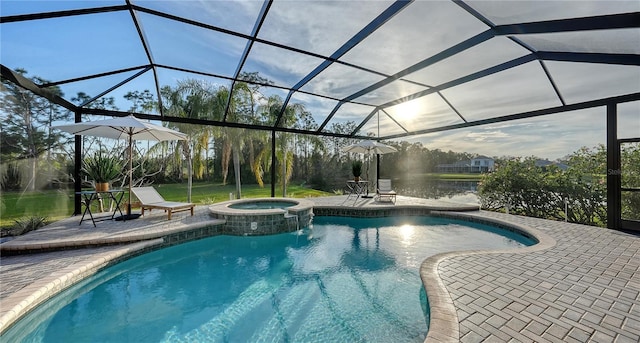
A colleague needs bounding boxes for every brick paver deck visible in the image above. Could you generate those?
[430,211,640,343]
[0,195,638,342]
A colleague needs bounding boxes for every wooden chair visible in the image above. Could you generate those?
[131,187,194,220]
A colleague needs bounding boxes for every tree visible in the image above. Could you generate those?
[479,157,560,218]
[1,69,71,190]
[124,90,155,113]
[478,146,610,226]
[561,146,607,225]
[292,111,324,183]
[252,95,305,195]
[621,142,640,221]
[216,86,245,198]
[220,72,274,198]
[323,121,357,158]
[72,92,118,113]
[160,80,217,202]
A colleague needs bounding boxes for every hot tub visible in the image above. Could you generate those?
[209,198,314,235]
[229,200,299,210]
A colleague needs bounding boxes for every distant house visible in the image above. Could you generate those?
[437,160,470,173]
[437,156,494,173]
[470,155,495,173]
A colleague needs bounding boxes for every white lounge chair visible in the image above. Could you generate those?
[375,179,396,204]
[131,186,195,220]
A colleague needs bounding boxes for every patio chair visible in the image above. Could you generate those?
[131,187,195,220]
[375,179,396,204]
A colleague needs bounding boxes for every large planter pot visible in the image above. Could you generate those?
[95,182,110,192]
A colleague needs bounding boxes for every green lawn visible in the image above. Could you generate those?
[0,182,331,229]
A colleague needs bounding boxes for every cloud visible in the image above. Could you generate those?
[465,131,510,142]
[402,106,614,159]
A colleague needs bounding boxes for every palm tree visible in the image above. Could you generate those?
[215,86,245,199]
[159,73,275,200]
[159,80,217,202]
[293,109,324,183]
[251,95,306,196]
[220,72,274,199]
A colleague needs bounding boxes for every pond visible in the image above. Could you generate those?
[327,176,480,205]
[393,177,479,205]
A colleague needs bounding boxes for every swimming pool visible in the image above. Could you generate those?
[3,216,534,342]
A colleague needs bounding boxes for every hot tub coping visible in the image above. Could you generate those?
[209,197,314,216]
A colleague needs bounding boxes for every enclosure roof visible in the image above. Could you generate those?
[1,0,639,140]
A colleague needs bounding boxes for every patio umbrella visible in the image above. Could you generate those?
[342,140,398,155]
[343,140,397,195]
[54,115,187,218]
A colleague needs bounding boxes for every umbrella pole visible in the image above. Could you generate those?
[128,134,133,216]
[362,149,374,198]
[366,153,370,193]
[376,154,380,185]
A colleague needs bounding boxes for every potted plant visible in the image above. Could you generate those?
[82,151,122,192]
[351,160,363,182]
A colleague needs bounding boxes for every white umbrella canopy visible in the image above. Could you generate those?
[54,115,188,218]
[53,115,187,141]
[342,140,398,155]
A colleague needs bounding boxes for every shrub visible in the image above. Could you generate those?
[9,215,48,236]
[351,160,363,178]
[1,163,22,191]
[479,149,608,227]
[82,150,123,183]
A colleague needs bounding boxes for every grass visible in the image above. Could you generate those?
[0,182,331,229]
[156,182,330,203]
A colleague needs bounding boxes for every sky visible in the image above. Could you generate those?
[1,0,638,161]
[405,106,640,160]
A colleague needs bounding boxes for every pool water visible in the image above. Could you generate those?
[229,201,296,209]
[5,216,533,342]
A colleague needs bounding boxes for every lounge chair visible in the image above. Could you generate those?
[131,186,195,220]
[375,179,396,204]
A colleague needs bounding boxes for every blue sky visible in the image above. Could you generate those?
[1,0,638,160]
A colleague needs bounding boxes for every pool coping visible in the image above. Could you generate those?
[0,217,226,255]
[0,239,165,334]
[209,197,314,215]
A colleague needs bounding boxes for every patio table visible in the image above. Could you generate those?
[346,180,369,205]
[76,189,125,227]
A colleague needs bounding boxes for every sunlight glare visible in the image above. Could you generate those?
[399,224,415,245]
[393,99,423,121]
